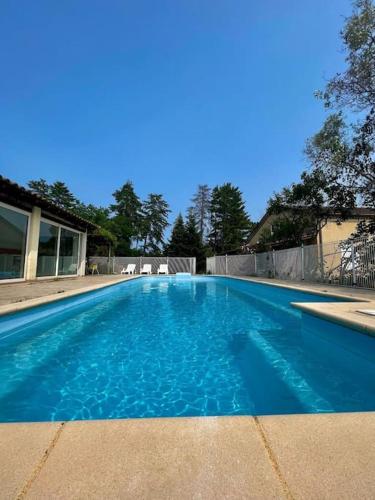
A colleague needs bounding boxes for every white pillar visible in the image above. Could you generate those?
[351,242,357,286]
[78,231,87,276]
[25,206,41,280]
[301,244,305,281]
[254,253,257,276]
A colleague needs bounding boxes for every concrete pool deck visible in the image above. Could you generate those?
[0,275,374,498]
[1,413,374,499]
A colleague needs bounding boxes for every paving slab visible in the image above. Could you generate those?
[26,416,286,500]
[0,422,61,499]
[258,412,375,500]
[0,275,136,315]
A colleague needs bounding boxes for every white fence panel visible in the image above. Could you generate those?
[88,256,196,275]
[274,247,302,281]
[255,251,273,278]
[206,256,216,274]
[227,255,256,275]
[206,237,375,289]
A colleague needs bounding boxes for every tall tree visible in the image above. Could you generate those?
[111,181,142,221]
[28,178,51,198]
[110,181,142,249]
[167,214,186,256]
[28,179,78,210]
[183,211,206,271]
[167,212,206,271]
[316,0,375,111]
[270,0,375,241]
[306,0,375,236]
[48,181,78,210]
[209,183,252,254]
[190,184,211,242]
[140,194,170,254]
[263,169,339,249]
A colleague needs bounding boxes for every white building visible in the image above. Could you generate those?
[0,176,96,283]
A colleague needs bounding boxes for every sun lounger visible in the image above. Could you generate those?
[121,263,136,275]
[157,264,169,274]
[140,264,152,275]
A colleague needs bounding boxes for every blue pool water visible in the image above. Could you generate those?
[0,276,374,422]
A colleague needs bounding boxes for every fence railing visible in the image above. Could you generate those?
[88,256,196,275]
[206,237,375,289]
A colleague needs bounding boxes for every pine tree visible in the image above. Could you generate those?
[140,194,170,254]
[209,183,251,254]
[49,181,78,210]
[28,178,51,199]
[190,184,211,242]
[183,211,206,271]
[28,179,79,210]
[110,181,143,253]
[166,214,186,256]
[166,212,206,271]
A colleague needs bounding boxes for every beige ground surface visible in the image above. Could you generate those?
[0,414,374,499]
[0,275,135,314]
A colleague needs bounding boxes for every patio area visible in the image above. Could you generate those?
[2,413,375,499]
[0,275,131,307]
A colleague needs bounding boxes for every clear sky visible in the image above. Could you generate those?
[0,0,352,224]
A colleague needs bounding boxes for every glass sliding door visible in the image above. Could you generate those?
[58,228,80,275]
[36,222,59,277]
[0,204,28,280]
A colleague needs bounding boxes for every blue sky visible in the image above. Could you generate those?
[0,0,352,224]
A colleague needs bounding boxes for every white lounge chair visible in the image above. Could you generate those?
[157,264,169,275]
[121,263,136,275]
[140,264,152,275]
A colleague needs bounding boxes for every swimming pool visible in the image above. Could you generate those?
[0,276,374,422]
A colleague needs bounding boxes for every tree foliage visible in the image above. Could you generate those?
[167,214,187,256]
[264,0,375,246]
[110,181,143,254]
[27,177,254,262]
[190,184,211,242]
[316,0,375,111]
[140,194,170,254]
[209,183,252,254]
[167,211,206,271]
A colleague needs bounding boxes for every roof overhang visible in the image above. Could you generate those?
[0,175,98,232]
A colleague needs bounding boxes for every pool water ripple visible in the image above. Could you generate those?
[0,276,374,422]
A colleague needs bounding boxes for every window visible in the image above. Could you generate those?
[36,222,59,277]
[36,221,81,277]
[0,204,28,280]
[58,228,80,275]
